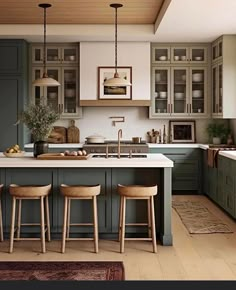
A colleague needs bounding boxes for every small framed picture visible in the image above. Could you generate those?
[98,66,132,100]
[169,120,196,143]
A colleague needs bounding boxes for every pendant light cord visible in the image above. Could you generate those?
[115,6,117,74]
[43,6,47,76]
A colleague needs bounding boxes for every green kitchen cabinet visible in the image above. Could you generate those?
[0,40,28,151]
[217,155,235,217]
[149,148,201,193]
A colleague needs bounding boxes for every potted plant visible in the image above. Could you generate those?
[206,122,229,144]
[19,102,59,157]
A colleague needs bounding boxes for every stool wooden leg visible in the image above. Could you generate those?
[66,198,71,239]
[93,196,99,253]
[0,199,3,242]
[120,196,126,253]
[118,195,123,242]
[40,196,46,253]
[45,195,51,242]
[9,196,16,253]
[150,196,157,253]
[16,199,22,239]
[61,196,68,253]
[147,198,151,238]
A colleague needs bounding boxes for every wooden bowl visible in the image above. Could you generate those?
[3,151,25,158]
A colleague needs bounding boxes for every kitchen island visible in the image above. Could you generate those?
[0,153,173,246]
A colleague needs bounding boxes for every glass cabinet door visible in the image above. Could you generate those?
[171,67,188,114]
[152,46,170,63]
[32,46,43,64]
[171,47,188,63]
[212,64,218,114]
[190,47,207,63]
[46,47,61,63]
[62,47,78,63]
[190,67,207,115]
[46,68,60,113]
[218,63,223,114]
[32,68,44,105]
[152,67,170,115]
[61,67,78,117]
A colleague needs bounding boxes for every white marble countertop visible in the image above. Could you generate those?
[219,151,236,160]
[0,152,173,168]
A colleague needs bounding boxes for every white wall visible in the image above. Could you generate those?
[80,41,150,100]
[55,107,211,143]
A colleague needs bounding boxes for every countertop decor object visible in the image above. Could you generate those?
[3,151,25,158]
[103,3,131,87]
[169,120,196,143]
[206,122,229,144]
[67,120,80,143]
[19,101,59,157]
[32,3,60,87]
[85,134,106,144]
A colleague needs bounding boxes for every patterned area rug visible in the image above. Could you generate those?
[0,261,125,281]
[172,200,233,234]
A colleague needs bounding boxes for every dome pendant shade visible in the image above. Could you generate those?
[104,3,132,87]
[33,3,60,87]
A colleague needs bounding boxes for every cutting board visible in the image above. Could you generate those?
[67,120,80,143]
[47,126,67,143]
[37,153,90,160]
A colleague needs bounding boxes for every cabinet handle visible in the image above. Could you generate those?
[186,104,188,113]
[170,104,172,113]
[189,104,191,113]
[216,104,218,113]
[168,104,170,113]
[61,104,63,114]
[58,104,60,113]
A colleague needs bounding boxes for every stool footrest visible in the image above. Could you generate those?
[66,238,94,241]
[125,238,153,241]
[125,223,149,226]
[14,237,42,241]
[69,223,94,226]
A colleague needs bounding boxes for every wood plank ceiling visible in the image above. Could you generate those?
[0,0,165,24]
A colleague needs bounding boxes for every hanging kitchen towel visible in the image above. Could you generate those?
[67,120,80,143]
[207,148,220,168]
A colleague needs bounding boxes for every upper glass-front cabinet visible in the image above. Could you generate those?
[212,38,223,63]
[212,63,223,116]
[152,46,171,63]
[32,45,78,64]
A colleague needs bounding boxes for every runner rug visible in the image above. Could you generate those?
[172,200,233,234]
[0,261,125,280]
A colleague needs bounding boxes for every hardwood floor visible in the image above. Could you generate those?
[0,195,236,280]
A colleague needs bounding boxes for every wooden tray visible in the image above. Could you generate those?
[37,153,90,160]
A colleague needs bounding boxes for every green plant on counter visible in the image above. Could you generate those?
[19,101,59,142]
[206,122,230,143]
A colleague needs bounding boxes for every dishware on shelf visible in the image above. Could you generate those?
[192,90,202,98]
[155,73,161,82]
[180,55,186,61]
[174,56,180,61]
[154,92,158,98]
[174,92,184,99]
[181,75,186,81]
[159,91,167,98]
[48,92,57,99]
[65,88,75,98]
[192,73,203,82]
[159,56,167,61]
[194,56,202,61]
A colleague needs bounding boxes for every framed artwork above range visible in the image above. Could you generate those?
[98,66,132,100]
[169,120,196,143]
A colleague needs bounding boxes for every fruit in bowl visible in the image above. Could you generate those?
[4,144,25,157]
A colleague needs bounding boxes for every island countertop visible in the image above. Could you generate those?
[0,152,173,168]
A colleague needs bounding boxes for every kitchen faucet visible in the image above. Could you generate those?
[117,129,122,158]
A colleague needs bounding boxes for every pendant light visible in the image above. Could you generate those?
[33,3,60,87]
[103,3,131,87]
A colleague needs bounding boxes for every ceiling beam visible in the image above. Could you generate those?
[154,0,172,34]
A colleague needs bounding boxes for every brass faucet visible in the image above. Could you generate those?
[117,129,122,158]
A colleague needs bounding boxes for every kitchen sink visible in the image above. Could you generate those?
[92,154,147,158]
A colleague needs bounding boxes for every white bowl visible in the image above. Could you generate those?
[192,73,203,82]
[159,56,167,61]
[194,56,202,61]
[180,55,186,61]
[65,89,75,98]
[181,75,186,81]
[159,91,167,98]
[174,56,180,61]
[174,92,184,99]
[155,73,161,82]
[192,90,202,98]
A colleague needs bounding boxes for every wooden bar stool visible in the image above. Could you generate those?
[9,184,51,253]
[60,184,101,253]
[0,184,4,242]
[117,184,158,253]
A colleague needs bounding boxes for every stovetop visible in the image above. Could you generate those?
[84,140,147,145]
